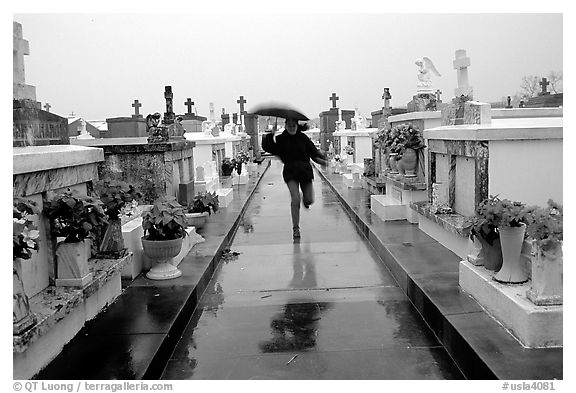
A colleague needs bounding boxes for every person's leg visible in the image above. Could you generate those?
[286,180,301,235]
[301,181,314,208]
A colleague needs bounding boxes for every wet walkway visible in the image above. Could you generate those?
[161,159,464,380]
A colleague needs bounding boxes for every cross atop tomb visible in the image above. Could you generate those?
[435,89,442,102]
[329,93,339,109]
[222,108,226,115]
[44,103,51,112]
[184,98,194,114]
[453,49,473,99]
[131,99,142,117]
[382,88,392,110]
[237,95,247,113]
[539,77,550,96]
[163,86,175,124]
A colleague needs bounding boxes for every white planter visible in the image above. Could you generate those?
[494,224,529,284]
[13,258,37,334]
[527,244,563,305]
[141,237,183,280]
[55,239,93,287]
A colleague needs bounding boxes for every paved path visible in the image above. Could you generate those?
[161,159,464,380]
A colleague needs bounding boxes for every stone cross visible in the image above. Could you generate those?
[184,98,194,114]
[453,49,473,99]
[330,93,339,109]
[164,86,175,124]
[13,22,30,86]
[43,103,51,112]
[539,77,550,96]
[382,88,392,110]
[222,108,226,115]
[435,89,442,102]
[237,95,247,113]
[506,96,513,108]
[131,99,142,117]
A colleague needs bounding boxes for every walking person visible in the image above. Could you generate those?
[261,118,327,239]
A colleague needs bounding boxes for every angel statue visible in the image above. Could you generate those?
[415,57,441,93]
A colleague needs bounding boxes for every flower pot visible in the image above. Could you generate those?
[185,211,209,229]
[475,233,503,271]
[397,148,418,177]
[55,239,94,287]
[99,218,126,256]
[141,237,184,280]
[527,243,563,305]
[13,258,37,334]
[494,224,529,283]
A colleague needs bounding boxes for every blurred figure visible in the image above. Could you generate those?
[261,118,327,239]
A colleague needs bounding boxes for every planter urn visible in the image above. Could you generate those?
[397,147,418,177]
[494,224,529,284]
[13,258,37,334]
[527,243,563,305]
[55,239,93,287]
[142,237,184,280]
[185,211,209,229]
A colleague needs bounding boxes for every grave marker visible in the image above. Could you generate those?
[539,77,550,96]
[453,49,473,98]
[237,95,247,114]
[184,98,194,114]
[131,99,142,118]
[330,93,339,109]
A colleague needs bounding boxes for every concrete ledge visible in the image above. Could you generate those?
[13,253,132,379]
[417,213,469,260]
[459,261,562,348]
[13,145,104,175]
[370,194,405,221]
[216,188,234,207]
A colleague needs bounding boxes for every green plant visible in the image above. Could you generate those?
[221,157,235,176]
[142,196,187,241]
[43,189,107,243]
[189,191,219,215]
[94,180,141,220]
[526,199,563,251]
[13,197,41,260]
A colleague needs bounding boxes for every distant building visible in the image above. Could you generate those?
[66,116,101,138]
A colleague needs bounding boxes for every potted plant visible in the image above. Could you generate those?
[395,123,426,177]
[13,197,40,333]
[141,196,188,280]
[492,198,534,284]
[235,151,250,175]
[43,188,107,287]
[94,180,141,257]
[221,157,235,177]
[186,191,219,229]
[467,195,503,271]
[525,199,563,305]
[384,125,405,174]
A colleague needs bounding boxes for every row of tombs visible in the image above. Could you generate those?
[326,101,563,352]
[13,123,266,379]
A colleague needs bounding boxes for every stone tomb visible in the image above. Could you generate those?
[13,145,133,379]
[408,105,562,348]
[333,127,378,189]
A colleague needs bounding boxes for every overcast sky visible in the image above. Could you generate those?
[13,10,562,121]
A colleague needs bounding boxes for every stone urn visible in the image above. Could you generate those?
[142,237,183,280]
[397,148,418,177]
[13,258,37,334]
[99,219,126,256]
[472,231,503,271]
[185,212,209,229]
[527,243,563,305]
[494,224,529,284]
[55,239,94,287]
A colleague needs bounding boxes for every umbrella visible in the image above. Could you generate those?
[251,103,309,121]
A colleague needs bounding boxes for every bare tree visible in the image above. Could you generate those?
[519,75,540,99]
[547,71,563,93]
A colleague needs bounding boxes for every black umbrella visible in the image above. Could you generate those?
[251,103,309,121]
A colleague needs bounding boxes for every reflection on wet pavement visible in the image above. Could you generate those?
[162,158,464,380]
